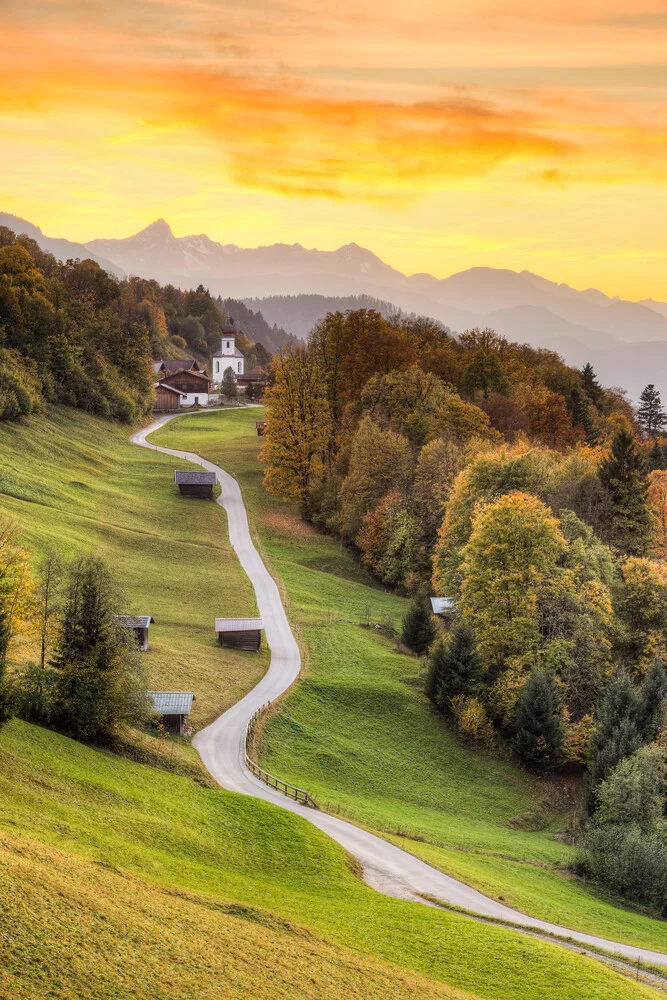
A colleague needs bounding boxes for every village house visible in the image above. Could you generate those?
[148,691,195,735]
[157,368,213,407]
[115,615,155,651]
[212,320,245,385]
[153,359,204,377]
[154,381,186,411]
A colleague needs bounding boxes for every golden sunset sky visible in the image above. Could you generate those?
[2,0,666,297]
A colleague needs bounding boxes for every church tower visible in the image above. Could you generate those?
[213,319,245,384]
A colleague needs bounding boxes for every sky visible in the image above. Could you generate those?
[1,0,666,298]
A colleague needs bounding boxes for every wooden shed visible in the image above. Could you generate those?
[174,470,216,499]
[115,614,155,651]
[255,421,267,436]
[154,382,185,412]
[148,691,195,735]
[215,617,264,651]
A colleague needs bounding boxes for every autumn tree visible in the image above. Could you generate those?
[339,416,411,542]
[261,348,333,511]
[462,350,510,400]
[514,669,564,773]
[412,437,464,552]
[360,365,447,448]
[459,492,567,670]
[598,428,651,555]
[637,384,667,439]
[648,470,667,558]
[357,491,422,589]
[0,519,34,674]
[617,557,667,670]
[35,547,63,668]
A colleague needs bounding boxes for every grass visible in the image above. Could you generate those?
[0,407,268,730]
[151,407,667,953]
[0,717,660,1000]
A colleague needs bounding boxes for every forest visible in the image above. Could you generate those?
[260,309,667,912]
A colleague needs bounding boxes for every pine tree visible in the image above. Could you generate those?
[427,624,481,714]
[637,384,667,440]
[598,428,651,554]
[569,386,599,446]
[221,366,238,399]
[637,659,667,741]
[586,668,642,811]
[581,363,603,409]
[401,595,436,655]
[513,669,564,773]
[648,440,667,472]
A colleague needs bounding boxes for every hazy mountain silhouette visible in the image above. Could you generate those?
[0,213,124,278]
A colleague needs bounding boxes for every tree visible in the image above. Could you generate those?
[260,348,333,510]
[50,556,149,742]
[35,547,63,668]
[598,428,651,555]
[462,349,510,400]
[514,669,564,773]
[427,624,482,714]
[581,363,603,409]
[221,366,238,400]
[617,557,667,670]
[637,659,667,741]
[244,382,255,400]
[459,492,567,670]
[357,491,423,589]
[648,470,667,558]
[569,386,599,446]
[637,385,667,440]
[339,416,411,542]
[586,669,642,811]
[401,595,436,655]
[597,744,667,834]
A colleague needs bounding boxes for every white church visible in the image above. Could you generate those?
[212,320,245,386]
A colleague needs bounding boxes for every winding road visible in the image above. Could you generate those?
[132,411,667,969]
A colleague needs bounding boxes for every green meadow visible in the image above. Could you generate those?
[152,407,667,953]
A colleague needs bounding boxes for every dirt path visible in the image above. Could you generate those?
[131,411,667,971]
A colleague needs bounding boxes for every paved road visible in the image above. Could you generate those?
[132,412,667,967]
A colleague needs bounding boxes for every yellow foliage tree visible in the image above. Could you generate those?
[648,470,667,559]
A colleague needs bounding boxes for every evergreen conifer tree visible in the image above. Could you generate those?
[427,624,481,714]
[513,669,564,773]
[221,366,238,399]
[586,668,642,811]
[581,363,603,409]
[648,440,667,471]
[401,595,436,655]
[637,384,667,439]
[637,659,667,741]
[598,427,651,554]
[569,386,599,446]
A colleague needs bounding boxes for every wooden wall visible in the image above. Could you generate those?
[218,629,262,651]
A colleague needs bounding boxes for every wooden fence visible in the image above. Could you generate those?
[244,706,317,809]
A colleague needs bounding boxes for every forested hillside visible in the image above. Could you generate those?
[261,309,667,915]
[246,293,410,340]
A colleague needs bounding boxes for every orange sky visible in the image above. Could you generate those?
[1,1,666,298]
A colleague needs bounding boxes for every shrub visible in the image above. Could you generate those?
[451,695,494,745]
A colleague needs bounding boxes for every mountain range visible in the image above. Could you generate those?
[3,213,667,400]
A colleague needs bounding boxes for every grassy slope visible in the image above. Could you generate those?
[0,717,658,1000]
[151,408,667,953]
[0,408,267,729]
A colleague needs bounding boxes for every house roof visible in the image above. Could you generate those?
[160,369,212,384]
[215,617,264,632]
[158,359,202,374]
[115,615,155,629]
[152,361,165,374]
[148,691,195,716]
[155,382,186,396]
[213,348,245,359]
[430,597,456,614]
[174,470,217,485]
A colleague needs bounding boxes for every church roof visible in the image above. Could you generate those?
[213,348,245,359]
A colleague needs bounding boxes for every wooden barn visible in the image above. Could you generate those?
[174,470,216,499]
[148,691,195,735]
[115,614,154,651]
[154,382,185,412]
[158,369,213,407]
[255,421,267,436]
[215,617,264,651]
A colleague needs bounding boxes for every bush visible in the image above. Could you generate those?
[450,695,494,745]
[578,824,667,909]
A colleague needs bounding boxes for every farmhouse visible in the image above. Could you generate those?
[148,691,195,735]
[215,617,264,651]
[153,359,203,376]
[154,381,186,412]
[174,470,216,499]
[430,597,456,617]
[158,369,213,407]
[237,369,265,393]
[115,614,154,651]
[212,320,245,385]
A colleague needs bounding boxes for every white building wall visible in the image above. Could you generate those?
[180,392,209,407]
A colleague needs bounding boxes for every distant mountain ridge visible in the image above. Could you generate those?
[4,212,667,400]
[0,213,124,279]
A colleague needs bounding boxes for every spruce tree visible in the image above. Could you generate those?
[637,659,667,742]
[221,366,238,399]
[401,595,436,655]
[581,363,603,409]
[637,384,667,440]
[598,427,651,554]
[586,668,642,811]
[514,669,564,773]
[648,440,667,472]
[428,624,481,714]
[569,386,599,446]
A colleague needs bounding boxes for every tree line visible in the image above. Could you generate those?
[260,308,667,913]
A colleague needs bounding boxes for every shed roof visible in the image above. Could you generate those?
[174,470,217,485]
[148,691,194,715]
[115,615,155,628]
[430,597,456,614]
[155,382,186,396]
[215,617,264,632]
